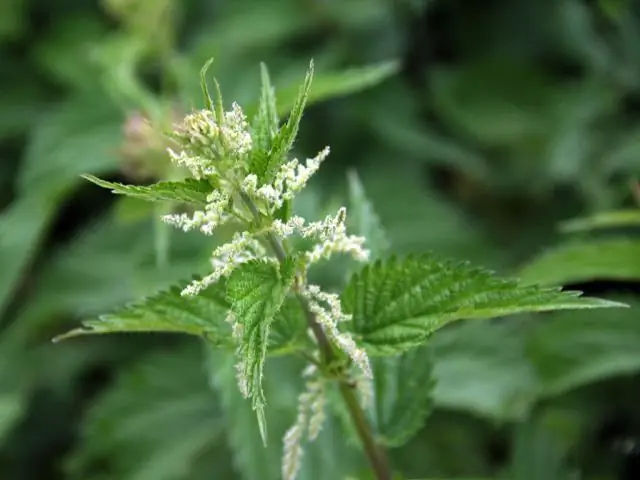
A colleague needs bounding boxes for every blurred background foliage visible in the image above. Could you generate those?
[1,0,640,479]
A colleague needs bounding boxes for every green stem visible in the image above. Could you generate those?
[239,193,391,480]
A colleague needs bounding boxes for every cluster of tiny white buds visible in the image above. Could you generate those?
[269,209,369,265]
[303,285,372,378]
[162,190,231,235]
[241,147,330,214]
[221,102,252,156]
[181,232,268,296]
[282,368,327,480]
[167,103,252,180]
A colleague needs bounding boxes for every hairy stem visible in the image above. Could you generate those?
[239,193,391,480]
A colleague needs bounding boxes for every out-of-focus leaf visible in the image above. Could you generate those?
[510,412,570,480]
[66,345,237,480]
[20,95,123,196]
[560,209,640,232]
[529,300,640,397]
[430,321,538,421]
[276,60,400,116]
[346,169,389,261]
[28,217,210,318]
[0,195,57,315]
[0,0,25,41]
[519,239,640,286]
[430,60,557,146]
[371,346,435,447]
[31,15,106,90]
[0,83,48,140]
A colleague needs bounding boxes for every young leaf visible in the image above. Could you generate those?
[518,239,640,286]
[251,61,314,182]
[53,279,232,344]
[371,346,435,447]
[341,254,626,355]
[251,62,279,152]
[346,169,388,260]
[225,259,297,440]
[82,174,213,207]
[199,57,215,111]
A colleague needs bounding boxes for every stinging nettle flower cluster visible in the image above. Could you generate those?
[160,61,371,479]
[62,58,628,480]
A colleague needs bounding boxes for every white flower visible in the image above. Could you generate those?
[180,232,268,296]
[162,190,231,235]
[282,369,327,480]
[241,147,330,214]
[302,285,372,378]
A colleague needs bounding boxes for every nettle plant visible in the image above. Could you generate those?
[57,60,627,480]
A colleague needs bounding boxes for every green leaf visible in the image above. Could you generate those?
[252,63,279,152]
[346,169,389,261]
[19,94,122,196]
[510,411,570,480]
[0,194,57,316]
[82,174,213,206]
[254,61,314,182]
[342,254,625,355]
[225,259,297,438]
[207,349,360,480]
[559,209,640,232]
[276,60,400,116]
[519,239,640,286]
[67,345,238,480]
[199,57,215,112]
[371,346,435,447]
[430,320,538,421]
[529,299,640,396]
[53,279,232,344]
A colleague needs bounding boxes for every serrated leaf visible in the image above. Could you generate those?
[342,254,625,355]
[82,174,212,206]
[519,239,640,286]
[225,259,297,433]
[347,169,388,260]
[251,63,279,152]
[529,299,640,396]
[559,209,640,232]
[371,346,435,447]
[54,280,232,344]
[252,61,313,182]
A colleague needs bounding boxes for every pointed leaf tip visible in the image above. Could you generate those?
[200,57,215,111]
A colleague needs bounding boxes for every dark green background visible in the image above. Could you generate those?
[1,0,639,479]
